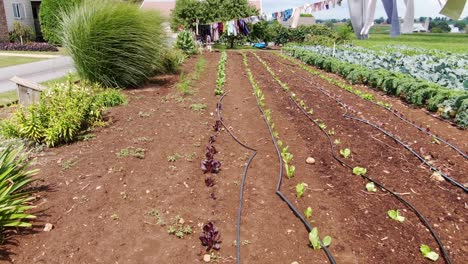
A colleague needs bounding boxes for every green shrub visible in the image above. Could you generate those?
[175,30,197,55]
[0,146,37,229]
[60,0,166,88]
[9,22,35,44]
[0,80,126,146]
[455,99,468,128]
[39,0,82,44]
[304,35,335,46]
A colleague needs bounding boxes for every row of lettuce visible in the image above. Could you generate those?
[285,46,468,128]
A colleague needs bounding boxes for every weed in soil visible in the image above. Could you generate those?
[167,153,183,162]
[168,215,192,239]
[116,147,146,159]
[190,103,207,112]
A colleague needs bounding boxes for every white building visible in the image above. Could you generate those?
[0,0,42,39]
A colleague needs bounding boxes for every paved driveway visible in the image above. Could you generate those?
[0,56,75,93]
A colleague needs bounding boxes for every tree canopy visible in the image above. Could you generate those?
[171,0,258,31]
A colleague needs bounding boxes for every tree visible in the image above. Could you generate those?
[171,0,257,48]
[454,22,466,31]
[39,0,82,44]
[170,0,205,31]
[249,20,273,44]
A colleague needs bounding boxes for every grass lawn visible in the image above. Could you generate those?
[351,33,468,53]
[0,90,18,106]
[40,72,79,87]
[0,56,46,68]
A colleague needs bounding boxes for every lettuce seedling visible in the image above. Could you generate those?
[366,182,377,192]
[334,139,341,145]
[309,227,332,250]
[420,244,439,261]
[296,183,306,198]
[285,163,295,179]
[340,148,351,158]
[388,210,405,222]
[353,167,367,176]
[304,207,313,218]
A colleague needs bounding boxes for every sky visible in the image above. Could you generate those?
[262,0,468,20]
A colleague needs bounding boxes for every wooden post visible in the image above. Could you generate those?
[10,76,47,107]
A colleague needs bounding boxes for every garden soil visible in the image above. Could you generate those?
[1,51,466,264]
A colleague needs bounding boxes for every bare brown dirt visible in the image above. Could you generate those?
[1,50,466,264]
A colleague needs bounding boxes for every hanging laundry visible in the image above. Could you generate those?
[227,21,237,36]
[284,8,293,21]
[212,23,219,42]
[348,0,367,39]
[440,0,467,20]
[381,0,401,37]
[218,22,224,35]
[401,0,415,34]
[238,19,250,35]
[361,0,378,37]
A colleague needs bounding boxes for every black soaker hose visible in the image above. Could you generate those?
[252,53,455,264]
[276,53,468,159]
[244,54,337,264]
[215,93,257,264]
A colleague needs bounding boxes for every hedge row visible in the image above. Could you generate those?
[285,47,468,128]
[0,42,59,52]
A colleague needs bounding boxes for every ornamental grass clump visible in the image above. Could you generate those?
[60,0,166,88]
[0,146,37,229]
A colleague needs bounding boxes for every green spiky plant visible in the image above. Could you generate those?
[60,0,166,88]
[0,146,37,229]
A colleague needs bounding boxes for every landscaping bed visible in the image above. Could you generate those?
[2,51,466,264]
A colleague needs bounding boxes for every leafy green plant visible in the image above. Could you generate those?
[215,52,227,95]
[388,209,405,222]
[304,207,313,218]
[168,215,192,239]
[0,81,125,147]
[285,163,296,179]
[334,139,341,144]
[420,244,439,261]
[175,30,197,55]
[190,103,207,112]
[60,0,166,87]
[0,146,37,228]
[352,167,367,176]
[365,182,377,192]
[340,148,351,158]
[309,227,332,250]
[296,183,306,198]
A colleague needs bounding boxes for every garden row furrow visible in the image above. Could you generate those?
[242,52,337,264]
[245,52,430,263]
[275,52,468,160]
[262,53,468,192]
[248,51,465,263]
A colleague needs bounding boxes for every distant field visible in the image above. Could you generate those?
[352,33,468,53]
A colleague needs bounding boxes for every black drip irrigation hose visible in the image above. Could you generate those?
[252,53,455,263]
[294,73,467,193]
[244,57,337,264]
[277,55,468,160]
[215,93,257,264]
